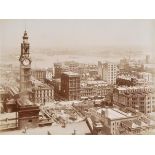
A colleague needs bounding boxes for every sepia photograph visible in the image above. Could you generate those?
[0,19,155,135]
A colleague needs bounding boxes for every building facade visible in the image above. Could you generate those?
[45,78,61,100]
[64,61,79,73]
[88,107,155,135]
[19,31,32,100]
[113,86,155,114]
[89,107,140,135]
[138,72,152,83]
[54,63,62,78]
[146,55,150,64]
[17,97,40,129]
[0,86,7,113]
[31,77,54,105]
[61,72,80,100]
[32,69,46,82]
[116,74,137,86]
[46,68,53,79]
[80,81,110,98]
[80,86,110,98]
[98,62,117,85]
[32,85,54,105]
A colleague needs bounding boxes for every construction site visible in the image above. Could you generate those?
[0,100,90,135]
[1,99,155,135]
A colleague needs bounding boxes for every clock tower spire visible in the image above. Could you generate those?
[19,30,32,97]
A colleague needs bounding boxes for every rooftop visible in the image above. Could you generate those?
[96,108,131,120]
[6,99,15,105]
[17,96,34,106]
[31,77,51,89]
[0,121,90,135]
[8,86,19,96]
[81,80,108,88]
[0,112,16,120]
[117,85,152,91]
[87,80,107,85]
[63,72,79,77]
[122,119,149,129]
[32,69,46,71]
[139,72,152,75]
[117,75,137,80]
[0,86,6,94]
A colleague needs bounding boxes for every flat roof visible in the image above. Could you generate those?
[63,72,79,77]
[97,108,127,120]
[117,86,151,91]
[32,69,46,71]
[0,112,16,120]
[0,121,90,135]
[87,80,107,85]
[122,119,150,129]
[31,77,51,89]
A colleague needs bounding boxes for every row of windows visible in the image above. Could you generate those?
[69,96,80,100]
[36,90,52,94]
[69,92,80,95]
[35,98,52,103]
[69,84,80,87]
[118,89,151,93]
[81,91,107,95]
[35,93,52,97]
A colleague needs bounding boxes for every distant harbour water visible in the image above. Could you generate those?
[0,54,120,69]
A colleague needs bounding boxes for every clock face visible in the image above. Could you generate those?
[23,58,30,66]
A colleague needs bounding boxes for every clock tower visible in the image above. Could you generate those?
[19,30,32,97]
[17,30,40,130]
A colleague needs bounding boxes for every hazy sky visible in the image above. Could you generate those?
[0,19,154,53]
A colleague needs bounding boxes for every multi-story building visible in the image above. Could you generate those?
[53,61,98,80]
[31,78,54,105]
[98,62,117,85]
[0,86,7,113]
[116,74,137,86]
[119,58,129,71]
[145,55,150,64]
[80,86,110,99]
[61,72,80,100]
[138,72,152,83]
[64,61,79,73]
[54,63,62,78]
[89,107,155,135]
[46,68,53,79]
[80,81,110,98]
[17,96,40,129]
[151,95,155,112]
[32,69,46,82]
[45,78,61,100]
[113,86,155,114]
[4,86,19,113]
[119,57,144,74]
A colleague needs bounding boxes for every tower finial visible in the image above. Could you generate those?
[23,29,28,40]
[24,22,27,32]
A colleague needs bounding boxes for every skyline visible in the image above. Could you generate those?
[1,20,155,136]
[0,19,155,56]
